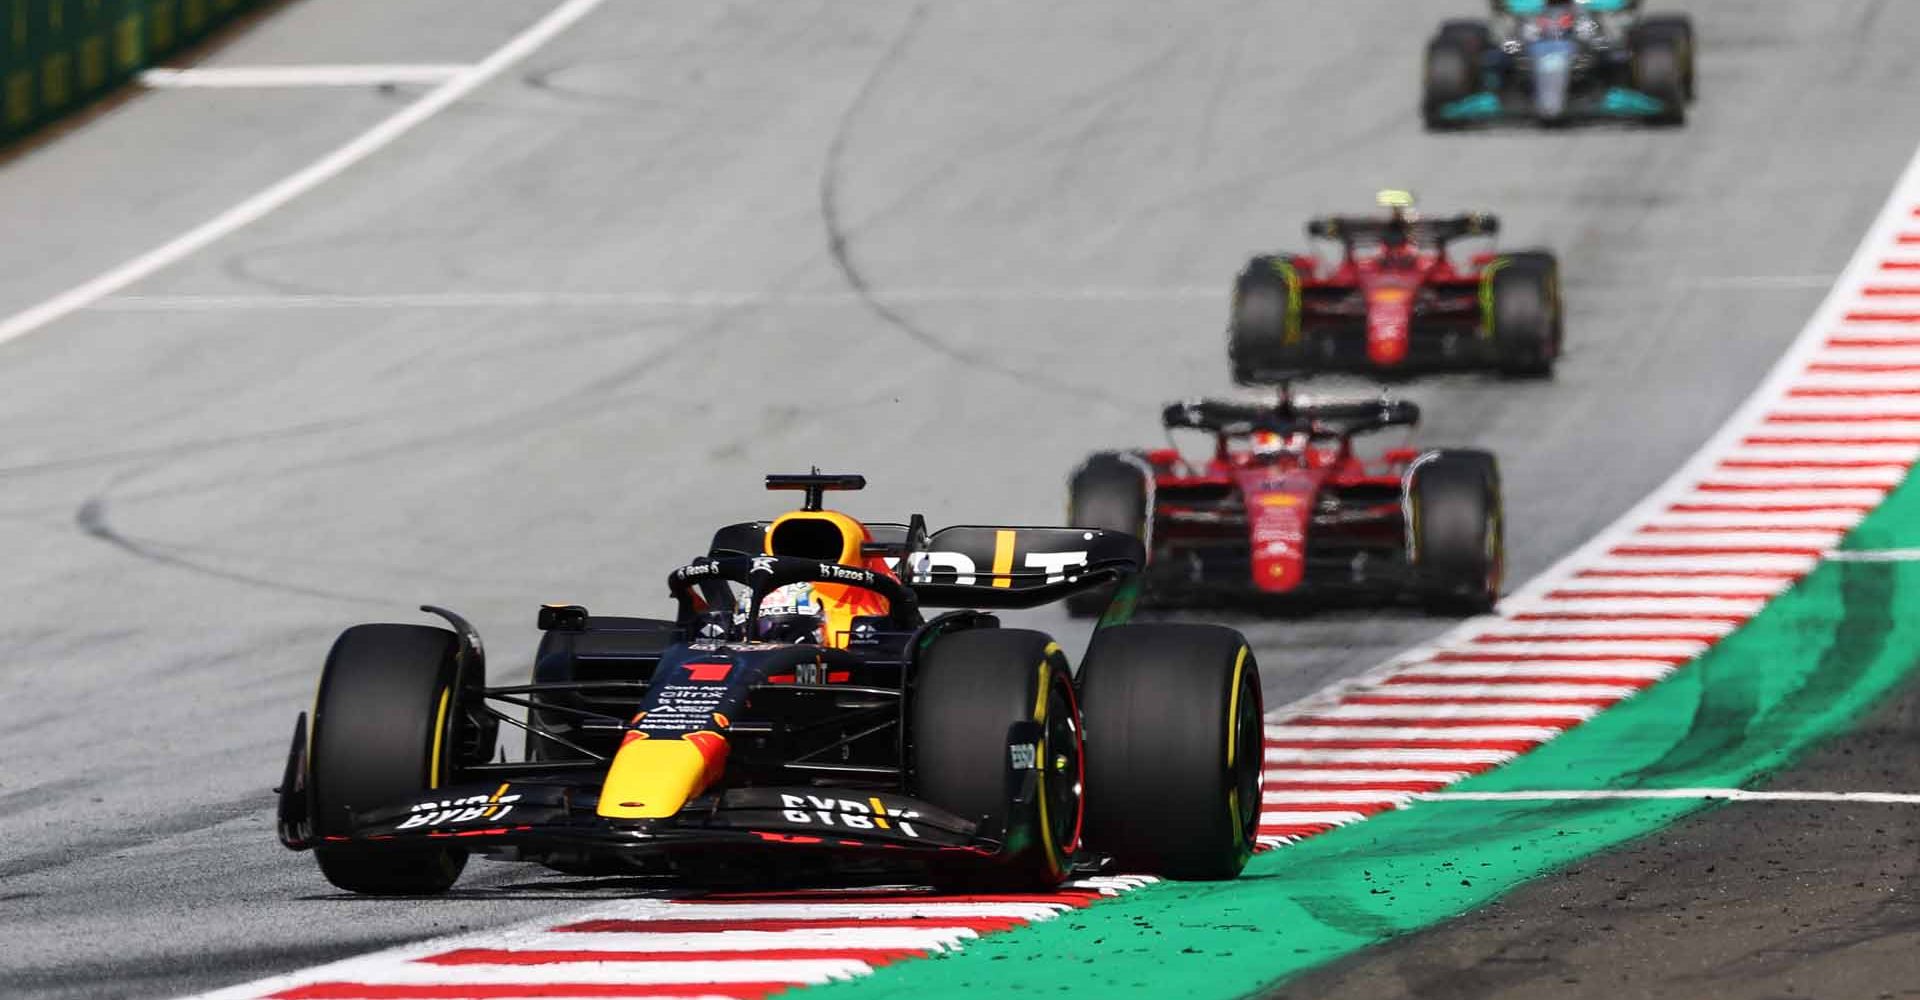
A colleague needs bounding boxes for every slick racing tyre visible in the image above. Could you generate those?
[1407,450,1504,614]
[1066,454,1149,618]
[1422,35,1479,130]
[1487,250,1562,377]
[1635,15,1696,102]
[1078,624,1262,880]
[309,624,470,895]
[912,629,1082,892]
[1631,34,1687,125]
[1228,257,1304,382]
[1437,19,1494,62]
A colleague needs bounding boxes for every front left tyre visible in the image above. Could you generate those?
[309,623,470,895]
[1078,623,1263,880]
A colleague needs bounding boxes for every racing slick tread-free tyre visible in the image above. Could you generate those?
[1078,624,1262,880]
[1408,450,1504,615]
[1636,15,1695,102]
[309,623,468,895]
[1228,257,1302,383]
[1437,20,1493,62]
[1066,454,1149,618]
[1631,35,1687,125]
[912,628,1082,892]
[1489,251,1561,377]
[1422,36,1478,130]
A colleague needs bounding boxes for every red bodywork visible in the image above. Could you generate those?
[1289,246,1495,368]
[1139,432,1423,596]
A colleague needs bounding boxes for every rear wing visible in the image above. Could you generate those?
[706,520,1142,611]
[1305,213,1498,248]
[903,525,1142,609]
[1163,397,1420,437]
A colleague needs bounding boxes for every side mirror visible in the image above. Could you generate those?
[537,603,589,632]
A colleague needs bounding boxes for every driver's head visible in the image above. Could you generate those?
[762,509,894,647]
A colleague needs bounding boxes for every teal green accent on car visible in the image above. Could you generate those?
[1439,92,1503,120]
[1600,87,1667,116]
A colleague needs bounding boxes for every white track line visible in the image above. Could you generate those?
[1388,661,1678,679]
[1825,548,1920,562]
[1265,768,1472,784]
[1348,683,1643,701]
[1307,702,1603,722]
[140,65,470,88]
[1262,747,1518,766]
[0,0,611,350]
[1417,789,1920,804]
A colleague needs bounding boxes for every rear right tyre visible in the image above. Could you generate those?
[1078,623,1262,880]
[1407,450,1504,615]
[1488,250,1562,377]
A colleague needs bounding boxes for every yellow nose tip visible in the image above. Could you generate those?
[596,737,713,819]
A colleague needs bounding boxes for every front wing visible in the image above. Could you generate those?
[308,778,994,859]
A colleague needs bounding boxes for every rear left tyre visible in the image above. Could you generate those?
[1407,450,1504,614]
[1078,623,1262,880]
[912,629,1082,892]
[309,624,470,895]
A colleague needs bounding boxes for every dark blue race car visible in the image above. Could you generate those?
[1423,0,1696,130]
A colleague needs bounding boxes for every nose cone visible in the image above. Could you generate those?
[596,731,729,819]
[1532,45,1573,119]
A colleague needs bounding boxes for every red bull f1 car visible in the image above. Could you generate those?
[276,474,1264,894]
[1067,397,1504,615]
[1228,191,1563,380]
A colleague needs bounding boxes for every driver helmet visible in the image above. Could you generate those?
[759,509,894,647]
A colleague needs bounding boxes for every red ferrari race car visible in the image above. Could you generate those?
[1066,395,1504,615]
[1228,191,1564,381]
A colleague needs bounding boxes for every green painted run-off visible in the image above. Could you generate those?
[807,473,1920,999]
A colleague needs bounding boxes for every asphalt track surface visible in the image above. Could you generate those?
[1272,665,1920,1000]
[0,1,1917,997]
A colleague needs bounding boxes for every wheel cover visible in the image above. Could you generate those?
[1229,656,1265,851]
[1039,678,1085,862]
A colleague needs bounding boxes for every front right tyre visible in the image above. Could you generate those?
[308,623,469,895]
[912,628,1083,891]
